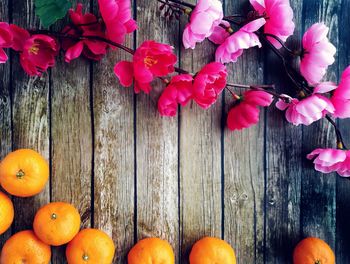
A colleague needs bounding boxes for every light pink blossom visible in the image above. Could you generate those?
[183,0,223,49]
[0,22,13,63]
[250,0,295,49]
[331,66,350,118]
[208,20,231,45]
[300,23,336,85]
[215,18,266,64]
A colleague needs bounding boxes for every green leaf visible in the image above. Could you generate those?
[35,0,72,28]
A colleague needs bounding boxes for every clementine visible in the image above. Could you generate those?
[293,237,335,264]
[0,149,49,197]
[66,228,115,264]
[189,237,236,264]
[33,202,81,246]
[0,191,14,235]
[128,237,175,264]
[0,230,51,264]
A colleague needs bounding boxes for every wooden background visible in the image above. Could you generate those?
[0,0,349,263]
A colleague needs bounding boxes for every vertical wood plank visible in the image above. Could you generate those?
[11,0,50,232]
[336,0,350,262]
[92,1,135,263]
[301,0,338,250]
[50,1,92,262]
[179,1,222,263]
[0,0,11,249]
[265,0,303,263]
[223,2,264,263]
[135,1,180,262]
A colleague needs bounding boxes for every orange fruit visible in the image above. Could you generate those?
[0,149,49,197]
[66,228,115,264]
[0,230,51,264]
[0,191,14,235]
[33,202,81,246]
[128,237,175,264]
[189,237,236,264]
[293,237,335,264]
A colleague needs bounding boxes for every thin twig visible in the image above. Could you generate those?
[325,115,347,149]
[263,33,296,55]
[167,0,195,9]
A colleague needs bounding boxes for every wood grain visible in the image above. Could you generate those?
[223,2,265,263]
[92,1,135,263]
[50,1,93,262]
[11,0,50,233]
[135,1,180,262]
[179,1,222,263]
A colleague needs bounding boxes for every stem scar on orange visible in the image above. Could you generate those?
[66,228,115,264]
[0,230,51,264]
[189,237,237,264]
[0,149,49,197]
[293,237,335,264]
[33,202,81,246]
[0,191,14,235]
[128,237,175,264]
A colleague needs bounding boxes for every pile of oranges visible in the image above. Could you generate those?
[0,149,336,263]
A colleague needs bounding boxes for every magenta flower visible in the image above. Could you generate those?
[183,0,223,49]
[250,0,295,48]
[158,74,193,116]
[192,62,227,109]
[300,23,336,85]
[0,22,13,63]
[331,66,350,118]
[114,40,177,93]
[215,18,266,64]
[62,4,107,62]
[208,20,231,45]
[307,148,350,176]
[227,90,273,131]
[10,25,58,76]
[98,0,137,44]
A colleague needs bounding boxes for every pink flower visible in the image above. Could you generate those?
[114,40,177,93]
[208,20,231,45]
[62,4,108,62]
[158,74,193,116]
[192,62,227,109]
[10,25,58,76]
[98,0,137,44]
[183,0,223,49]
[276,84,336,126]
[331,66,350,118]
[300,23,336,85]
[307,148,350,176]
[227,90,273,131]
[215,18,266,64]
[250,0,295,48]
[0,22,13,63]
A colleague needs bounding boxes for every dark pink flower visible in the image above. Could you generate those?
[192,62,227,109]
[227,90,273,131]
[0,22,13,63]
[215,18,265,63]
[158,74,193,116]
[62,4,108,62]
[300,23,336,85]
[250,0,295,48]
[114,40,177,93]
[98,0,137,44]
[182,0,223,49]
[307,148,350,176]
[208,20,231,45]
[10,25,57,76]
[331,66,350,118]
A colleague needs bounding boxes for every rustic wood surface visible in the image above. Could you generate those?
[0,0,350,263]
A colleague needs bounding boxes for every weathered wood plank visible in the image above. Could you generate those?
[179,1,222,263]
[11,0,50,233]
[265,0,303,263]
[50,1,93,262]
[0,0,11,249]
[300,0,338,250]
[92,1,135,263]
[135,1,179,262]
[223,2,264,263]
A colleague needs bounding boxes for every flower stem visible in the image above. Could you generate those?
[263,33,296,55]
[325,115,347,149]
[157,0,187,12]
